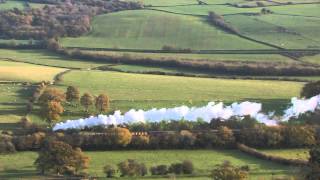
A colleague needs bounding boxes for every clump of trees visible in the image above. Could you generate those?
[0,0,143,40]
[0,133,16,153]
[34,140,89,176]
[37,86,110,124]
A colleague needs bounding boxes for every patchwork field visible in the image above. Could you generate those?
[0,60,66,83]
[61,10,269,50]
[0,150,299,179]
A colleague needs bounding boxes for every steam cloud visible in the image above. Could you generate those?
[53,95,320,131]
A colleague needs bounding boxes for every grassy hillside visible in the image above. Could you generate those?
[225,14,320,49]
[0,150,298,179]
[260,149,309,160]
[61,10,269,50]
[53,71,303,114]
[0,60,66,83]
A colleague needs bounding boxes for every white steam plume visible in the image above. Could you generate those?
[53,95,320,131]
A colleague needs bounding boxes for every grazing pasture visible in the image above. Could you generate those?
[0,0,44,10]
[260,149,310,160]
[61,10,269,50]
[0,49,106,69]
[53,70,303,114]
[0,84,34,130]
[0,150,298,179]
[0,60,66,83]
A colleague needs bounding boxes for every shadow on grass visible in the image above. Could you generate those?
[0,168,38,179]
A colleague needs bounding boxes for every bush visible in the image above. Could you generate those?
[103,164,116,178]
[179,130,196,148]
[182,160,194,174]
[211,161,249,180]
[216,126,235,147]
[118,159,147,177]
[169,163,184,174]
[150,165,168,175]
[195,132,219,148]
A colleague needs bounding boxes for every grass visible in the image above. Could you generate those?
[269,3,320,17]
[259,149,310,160]
[150,4,262,16]
[225,14,320,49]
[0,150,299,179]
[0,84,35,131]
[0,49,108,69]
[61,10,269,50]
[82,50,295,63]
[39,70,304,122]
[301,54,320,64]
[0,60,66,83]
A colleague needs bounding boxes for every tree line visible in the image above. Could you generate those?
[0,0,143,40]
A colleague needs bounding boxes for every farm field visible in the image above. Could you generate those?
[259,149,310,160]
[0,84,34,131]
[0,60,66,83]
[0,150,299,179]
[0,49,107,69]
[49,70,304,118]
[61,10,269,50]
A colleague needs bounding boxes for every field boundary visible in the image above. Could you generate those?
[237,143,308,166]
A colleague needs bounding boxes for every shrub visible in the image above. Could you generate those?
[95,94,110,114]
[118,159,147,177]
[182,160,194,174]
[239,126,266,147]
[103,164,116,178]
[305,146,320,179]
[38,88,65,104]
[169,163,184,174]
[19,117,32,129]
[195,132,219,148]
[150,165,168,175]
[211,161,249,180]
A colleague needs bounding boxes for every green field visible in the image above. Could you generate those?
[301,54,320,64]
[0,150,299,179]
[50,70,303,117]
[260,148,310,160]
[0,84,34,131]
[0,60,66,83]
[150,4,262,16]
[225,14,320,49]
[0,49,109,69]
[61,10,269,50]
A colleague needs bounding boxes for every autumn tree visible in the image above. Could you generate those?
[95,94,110,114]
[41,101,64,124]
[35,140,89,176]
[80,93,94,113]
[66,86,80,102]
[39,88,65,105]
